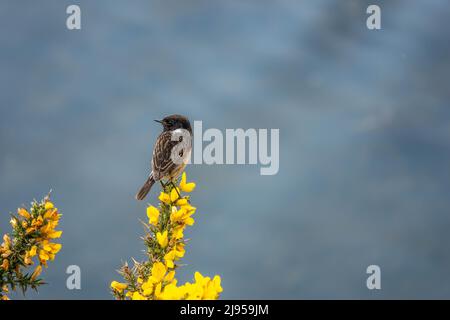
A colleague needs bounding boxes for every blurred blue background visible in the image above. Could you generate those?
[1,0,450,299]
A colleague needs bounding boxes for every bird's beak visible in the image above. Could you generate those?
[154,119,163,124]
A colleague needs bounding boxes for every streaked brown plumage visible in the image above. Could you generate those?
[135,115,192,201]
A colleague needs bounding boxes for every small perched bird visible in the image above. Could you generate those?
[135,114,192,201]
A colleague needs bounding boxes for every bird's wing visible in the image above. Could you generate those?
[151,131,180,181]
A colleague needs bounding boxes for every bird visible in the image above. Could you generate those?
[135,114,192,201]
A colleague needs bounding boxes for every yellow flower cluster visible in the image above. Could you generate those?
[0,195,62,300]
[111,172,223,300]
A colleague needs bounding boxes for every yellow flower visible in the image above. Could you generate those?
[203,275,223,299]
[146,206,160,226]
[194,272,208,285]
[44,202,54,210]
[48,231,62,239]
[180,172,196,192]
[29,245,38,257]
[24,252,32,265]
[154,282,162,299]
[38,241,62,263]
[176,198,188,206]
[142,280,154,296]
[159,192,171,204]
[31,215,44,228]
[174,243,185,258]
[183,272,223,300]
[40,224,50,234]
[18,208,31,219]
[131,291,146,300]
[1,250,12,259]
[172,226,185,240]
[164,270,176,283]
[44,208,57,220]
[170,188,180,202]
[40,221,58,235]
[48,230,62,239]
[184,282,203,300]
[159,282,184,300]
[149,262,166,283]
[1,259,9,270]
[31,265,42,280]
[26,226,36,234]
[10,218,17,228]
[164,250,177,269]
[212,275,223,293]
[170,206,195,226]
[49,243,62,254]
[185,217,194,226]
[111,281,128,292]
[2,234,11,248]
[156,231,168,248]
[182,203,197,214]
[170,206,184,223]
[39,250,50,262]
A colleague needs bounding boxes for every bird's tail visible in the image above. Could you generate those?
[135,174,156,201]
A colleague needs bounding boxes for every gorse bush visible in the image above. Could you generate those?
[0,194,62,300]
[111,172,223,300]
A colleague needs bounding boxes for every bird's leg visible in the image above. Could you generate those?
[170,179,191,204]
[159,180,166,192]
[170,180,182,199]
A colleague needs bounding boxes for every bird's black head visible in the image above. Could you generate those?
[155,114,192,134]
